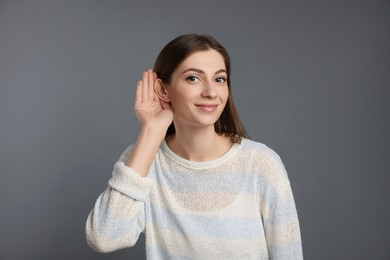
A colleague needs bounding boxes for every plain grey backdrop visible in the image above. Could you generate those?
[1,0,389,259]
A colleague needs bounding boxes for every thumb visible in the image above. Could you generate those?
[160,100,172,111]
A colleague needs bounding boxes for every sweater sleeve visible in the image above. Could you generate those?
[257,148,303,259]
[85,145,154,253]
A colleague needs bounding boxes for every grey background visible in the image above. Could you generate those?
[1,0,389,259]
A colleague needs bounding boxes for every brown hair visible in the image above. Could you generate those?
[153,34,249,143]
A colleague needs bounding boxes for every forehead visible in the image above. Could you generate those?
[177,49,226,72]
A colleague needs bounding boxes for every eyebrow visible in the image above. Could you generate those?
[181,68,227,75]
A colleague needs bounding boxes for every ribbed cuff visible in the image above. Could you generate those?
[108,161,154,202]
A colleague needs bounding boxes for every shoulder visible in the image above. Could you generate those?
[241,139,294,202]
[240,138,289,180]
[240,138,283,162]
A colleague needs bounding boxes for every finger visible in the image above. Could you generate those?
[148,69,155,101]
[135,80,142,105]
[152,72,159,101]
[142,71,148,102]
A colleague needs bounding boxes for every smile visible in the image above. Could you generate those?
[195,104,218,112]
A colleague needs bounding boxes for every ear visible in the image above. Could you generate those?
[154,79,170,102]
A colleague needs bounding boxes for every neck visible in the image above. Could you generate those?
[167,125,232,162]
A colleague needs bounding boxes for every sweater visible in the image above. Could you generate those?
[86,138,303,259]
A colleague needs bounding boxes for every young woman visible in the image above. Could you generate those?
[86,34,303,259]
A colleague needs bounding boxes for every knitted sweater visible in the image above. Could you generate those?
[86,138,303,259]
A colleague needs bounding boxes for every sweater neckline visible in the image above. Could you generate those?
[161,138,243,170]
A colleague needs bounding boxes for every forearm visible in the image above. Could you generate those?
[86,187,145,252]
[125,126,166,177]
[86,158,154,252]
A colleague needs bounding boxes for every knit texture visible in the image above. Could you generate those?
[86,138,303,259]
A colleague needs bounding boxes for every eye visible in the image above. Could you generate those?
[215,77,226,83]
[186,76,200,83]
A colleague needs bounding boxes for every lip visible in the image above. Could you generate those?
[195,103,219,112]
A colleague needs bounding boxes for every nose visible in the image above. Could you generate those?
[201,81,217,98]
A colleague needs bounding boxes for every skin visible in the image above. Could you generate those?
[126,49,233,176]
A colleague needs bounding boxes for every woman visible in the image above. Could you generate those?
[86,34,303,259]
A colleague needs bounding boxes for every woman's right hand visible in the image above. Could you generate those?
[134,69,173,133]
[124,70,172,176]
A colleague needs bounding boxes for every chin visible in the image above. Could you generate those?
[174,111,222,129]
[193,117,221,128]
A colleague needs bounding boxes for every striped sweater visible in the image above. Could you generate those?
[86,138,303,259]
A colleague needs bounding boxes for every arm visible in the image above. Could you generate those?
[126,69,173,176]
[259,149,303,259]
[85,155,153,252]
[85,70,173,252]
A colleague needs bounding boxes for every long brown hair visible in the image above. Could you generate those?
[153,34,249,143]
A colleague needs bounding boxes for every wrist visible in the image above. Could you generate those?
[125,126,166,177]
[139,125,167,139]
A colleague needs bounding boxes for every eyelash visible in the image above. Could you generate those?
[185,76,227,83]
[215,77,226,83]
[186,76,199,82]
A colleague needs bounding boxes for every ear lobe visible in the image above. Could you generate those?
[154,79,170,102]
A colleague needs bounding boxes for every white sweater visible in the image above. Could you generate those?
[86,138,303,259]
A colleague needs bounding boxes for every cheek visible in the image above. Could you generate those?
[169,94,188,111]
[169,88,196,105]
[220,88,229,103]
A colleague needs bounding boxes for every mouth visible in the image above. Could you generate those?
[195,103,219,112]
